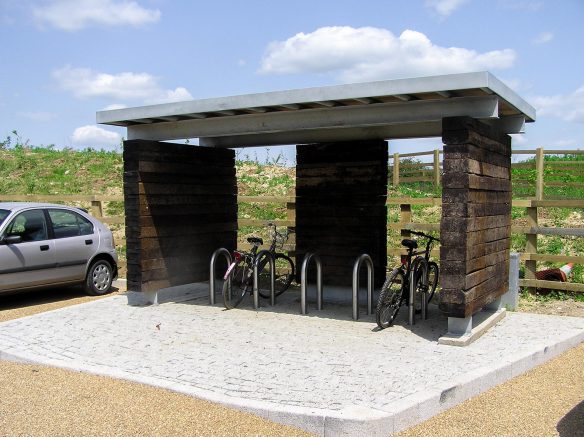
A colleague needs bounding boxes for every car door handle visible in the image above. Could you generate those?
[40,245,49,251]
[85,239,93,245]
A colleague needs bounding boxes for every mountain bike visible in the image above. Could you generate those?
[375,230,440,329]
[222,223,295,309]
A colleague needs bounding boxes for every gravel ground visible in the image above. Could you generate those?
[0,287,582,436]
[395,342,584,437]
[0,360,313,436]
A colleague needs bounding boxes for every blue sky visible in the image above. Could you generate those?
[1,0,583,162]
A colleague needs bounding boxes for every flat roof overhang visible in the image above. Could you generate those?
[97,71,536,148]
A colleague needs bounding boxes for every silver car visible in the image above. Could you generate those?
[0,202,118,296]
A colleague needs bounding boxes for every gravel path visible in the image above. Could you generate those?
[0,286,582,436]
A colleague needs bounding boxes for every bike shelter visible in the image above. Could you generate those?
[98,71,535,341]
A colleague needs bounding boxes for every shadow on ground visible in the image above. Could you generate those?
[126,282,449,342]
[0,285,122,313]
[557,400,584,437]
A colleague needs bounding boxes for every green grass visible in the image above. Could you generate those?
[1,133,582,292]
[0,134,122,195]
[511,153,584,199]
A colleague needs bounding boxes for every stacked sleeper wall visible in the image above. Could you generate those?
[123,140,237,292]
[439,117,512,318]
[295,141,388,287]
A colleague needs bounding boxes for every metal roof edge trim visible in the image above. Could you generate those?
[485,72,536,122]
[96,71,535,125]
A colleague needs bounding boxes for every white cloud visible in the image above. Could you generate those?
[149,87,192,105]
[425,0,468,17]
[510,133,528,145]
[532,86,584,123]
[17,111,57,122]
[533,31,553,44]
[102,103,128,111]
[53,66,193,104]
[259,26,516,82]
[33,0,160,31]
[71,125,121,147]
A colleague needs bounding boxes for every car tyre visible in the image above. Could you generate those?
[85,259,114,296]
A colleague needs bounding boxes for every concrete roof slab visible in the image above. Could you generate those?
[97,71,535,147]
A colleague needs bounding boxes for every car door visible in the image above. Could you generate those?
[0,208,58,292]
[48,208,97,281]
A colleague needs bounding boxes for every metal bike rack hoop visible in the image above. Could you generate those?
[408,257,428,325]
[300,252,323,315]
[352,254,374,321]
[253,250,275,309]
[209,248,232,305]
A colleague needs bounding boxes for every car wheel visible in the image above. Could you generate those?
[85,259,113,296]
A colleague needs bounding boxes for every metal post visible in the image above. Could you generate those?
[209,248,232,305]
[421,289,427,320]
[300,252,323,315]
[502,252,520,311]
[352,254,374,321]
[409,257,428,326]
[253,250,275,309]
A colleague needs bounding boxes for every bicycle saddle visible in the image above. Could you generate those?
[401,239,418,250]
[247,236,263,246]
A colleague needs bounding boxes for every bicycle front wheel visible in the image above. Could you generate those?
[376,268,405,329]
[222,259,251,309]
[427,261,439,304]
[257,253,295,298]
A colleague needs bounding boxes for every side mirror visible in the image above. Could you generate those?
[1,235,22,245]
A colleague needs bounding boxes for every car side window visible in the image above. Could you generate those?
[5,209,48,242]
[48,209,94,239]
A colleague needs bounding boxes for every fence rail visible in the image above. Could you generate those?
[389,147,584,200]
[2,193,582,294]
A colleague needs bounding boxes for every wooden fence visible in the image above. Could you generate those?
[240,195,584,293]
[2,194,582,294]
[390,147,584,200]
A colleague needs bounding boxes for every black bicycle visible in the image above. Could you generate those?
[375,230,440,329]
[222,223,295,309]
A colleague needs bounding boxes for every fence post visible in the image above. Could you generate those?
[392,152,400,186]
[400,203,412,238]
[535,147,544,200]
[433,149,441,187]
[525,203,538,294]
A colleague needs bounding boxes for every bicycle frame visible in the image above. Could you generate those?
[398,232,438,305]
[223,223,293,293]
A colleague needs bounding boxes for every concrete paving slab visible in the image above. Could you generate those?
[0,283,583,436]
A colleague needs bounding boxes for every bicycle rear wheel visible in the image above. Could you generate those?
[257,253,295,298]
[222,259,251,309]
[427,261,439,303]
[375,268,405,329]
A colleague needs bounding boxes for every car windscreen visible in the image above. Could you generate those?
[0,209,9,227]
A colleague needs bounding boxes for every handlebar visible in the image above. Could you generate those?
[407,230,440,243]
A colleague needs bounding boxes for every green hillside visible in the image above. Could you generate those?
[1,132,582,294]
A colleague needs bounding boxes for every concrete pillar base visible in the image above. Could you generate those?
[144,291,159,306]
[439,308,506,347]
[448,315,473,335]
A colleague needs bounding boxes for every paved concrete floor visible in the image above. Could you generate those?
[0,283,583,436]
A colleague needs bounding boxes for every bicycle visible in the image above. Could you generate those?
[222,223,295,309]
[375,230,440,329]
